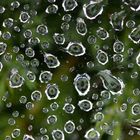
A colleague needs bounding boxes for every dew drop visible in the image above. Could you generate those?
[62,0,78,12]
[45,4,58,14]
[74,73,90,96]
[110,11,126,31]
[45,84,60,100]
[64,120,75,134]
[0,42,7,55]
[36,24,48,35]
[78,99,93,112]
[39,71,52,83]
[53,33,65,45]
[76,17,87,36]
[96,50,108,65]
[63,103,75,114]
[132,103,140,115]
[31,90,42,101]
[19,11,30,23]
[84,128,100,140]
[23,134,34,140]
[83,1,104,20]
[9,70,24,88]
[66,42,86,56]
[44,53,60,68]
[96,27,109,40]
[136,52,140,66]
[128,25,140,44]
[97,70,124,95]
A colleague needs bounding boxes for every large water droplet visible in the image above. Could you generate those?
[44,53,60,68]
[76,17,87,36]
[84,128,100,140]
[83,1,104,20]
[62,0,78,12]
[109,11,126,31]
[128,25,140,44]
[66,42,86,56]
[78,99,93,112]
[45,84,60,100]
[97,70,124,95]
[74,73,90,96]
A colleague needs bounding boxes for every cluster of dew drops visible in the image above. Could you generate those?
[0,0,140,140]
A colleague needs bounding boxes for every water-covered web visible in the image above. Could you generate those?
[0,0,140,140]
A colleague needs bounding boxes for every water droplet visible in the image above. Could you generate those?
[23,29,32,38]
[123,0,140,11]
[61,22,70,31]
[132,103,140,115]
[19,11,30,23]
[48,0,56,3]
[26,102,34,110]
[50,102,59,111]
[27,71,36,82]
[44,53,60,68]
[94,112,104,121]
[0,61,3,72]
[98,70,124,95]
[30,58,40,67]
[40,128,47,135]
[23,134,34,140]
[8,118,16,126]
[74,73,90,96]
[53,33,65,45]
[9,71,24,88]
[36,24,48,35]
[96,27,109,40]
[62,0,78,12]
[126,20,135,28]
[120,103,127,112]
[128,25,140,44]
[84,128,100,140]
[25,47,35,58]
[78,99,93,112]
[66,42,86,56]
[47,115,57,125]
[11,128,20,138]
[3,18,14,28]
[31,90,42,101]
[136,52,140,66]
[87,35,97,44]
[76,17,87,36]
[52,129,64,140]
[5,136,11,140]
[39,71,52,83]
[62,14,71,22]
[63,103,75,114]
[12,110,19,117]
[96,50,108,65]
[64,120,75,134]
[110,11,126,31]
[83,1,104,20]
[45,84,60,100]
[19,96,27,104]
[45,4,58,14]
[101,90,111,100]
[0,6,5,14]
[113,54,124,63]
[0,42,7,55]
[113,40,124,53]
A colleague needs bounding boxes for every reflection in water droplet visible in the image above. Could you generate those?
[98,70,124,95]
[83,1,104,20]
[74,73,90,96]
